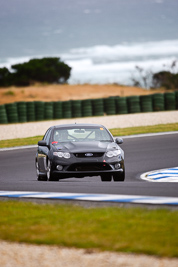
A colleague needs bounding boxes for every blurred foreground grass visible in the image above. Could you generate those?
[0,201,177,257]
[0,123,178,148]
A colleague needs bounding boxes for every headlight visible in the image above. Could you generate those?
[53,152,70,159]
[106,150,121,158]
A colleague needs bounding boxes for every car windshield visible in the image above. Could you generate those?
[53,126,112,143]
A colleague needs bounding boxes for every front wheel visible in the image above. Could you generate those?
[36,160,47,181]
[113,171,125,182]
[101,174,112,182]
[47,160,58,181]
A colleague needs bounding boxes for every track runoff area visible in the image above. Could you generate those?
[1,132,178,206]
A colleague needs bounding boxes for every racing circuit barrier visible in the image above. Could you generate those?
[0,91,178,124]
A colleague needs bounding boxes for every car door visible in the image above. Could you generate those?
[37,128,51,173]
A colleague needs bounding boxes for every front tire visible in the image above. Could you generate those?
[47,159,58,181]
[101,174,112,182]
[36,160,47,181]
[113,170,125,182]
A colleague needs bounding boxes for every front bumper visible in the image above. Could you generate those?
[51,157,124,178]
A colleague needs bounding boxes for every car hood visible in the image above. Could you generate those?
[53,141,119,153]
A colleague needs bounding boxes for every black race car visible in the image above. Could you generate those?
[35,123,125,182]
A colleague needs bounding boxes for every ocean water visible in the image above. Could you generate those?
[62,40,178,85]
[0,0,178,86]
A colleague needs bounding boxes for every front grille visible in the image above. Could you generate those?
[74,152,104,158]
[67,163,112,172]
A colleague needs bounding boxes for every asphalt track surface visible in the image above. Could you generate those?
[0,133,178,198]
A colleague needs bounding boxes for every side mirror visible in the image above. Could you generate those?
[115,137,123,145]
[38,140,48,146]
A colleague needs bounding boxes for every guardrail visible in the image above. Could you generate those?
[0,91,178,124]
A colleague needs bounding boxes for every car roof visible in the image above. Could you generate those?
[52,123,106,129]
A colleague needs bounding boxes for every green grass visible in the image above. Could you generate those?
[0,136,43,148]
[0,123,178,148]
[110,123,178,136]
[0,201,178,257]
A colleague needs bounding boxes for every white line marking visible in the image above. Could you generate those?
[0,145,37,151]
[121,131,178,139]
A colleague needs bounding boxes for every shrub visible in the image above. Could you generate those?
[0,57,71,87]
[152,71,178,89]
[0,67,11,86]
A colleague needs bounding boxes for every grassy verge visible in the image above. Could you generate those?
[0,136,43,148]
[110,122,178,136]
[0,201,178,257]
[0,123,178,148]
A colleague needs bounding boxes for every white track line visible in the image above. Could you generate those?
[121,131,178,139]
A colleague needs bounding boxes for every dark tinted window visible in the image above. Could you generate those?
[53,126,112,142]
[43,128,51,143]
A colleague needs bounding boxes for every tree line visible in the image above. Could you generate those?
[0,57,71,86]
